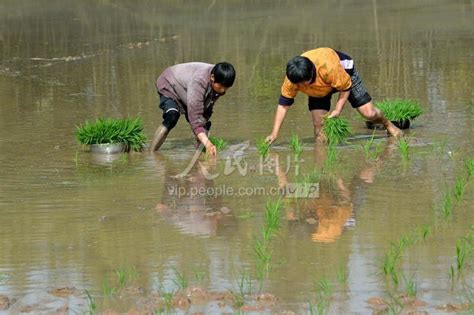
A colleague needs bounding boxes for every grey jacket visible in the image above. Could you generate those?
[156,62,221,136]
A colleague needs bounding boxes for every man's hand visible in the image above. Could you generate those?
[206,143,217,157]
[197,131,217,157]
[265,133,277,145]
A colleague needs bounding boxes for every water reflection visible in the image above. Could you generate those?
[153,153,231,237]
[273,138,397,243]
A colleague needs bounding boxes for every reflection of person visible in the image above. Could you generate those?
[272,138,396,242]
[266,47,403,144]
[310,178,353,243]
[154,156,228,237]
[272,152,353,243]
[150,62,236,156]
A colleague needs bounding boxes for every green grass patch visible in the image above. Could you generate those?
[322,116,351,145]
[76,117,147,151]
[375,99,423,121]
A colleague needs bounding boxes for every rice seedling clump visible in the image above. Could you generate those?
[375,99,423,121]
[322,116,352,145]
[256,137,271,158]
[76,117,147,151]
[209,136,228,151]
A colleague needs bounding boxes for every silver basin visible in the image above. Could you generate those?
[90,143,126,154]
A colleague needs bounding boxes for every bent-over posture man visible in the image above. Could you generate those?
[150,62,235,156]
[266,47,402,144]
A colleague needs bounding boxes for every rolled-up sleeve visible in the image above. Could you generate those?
[186,79,207,136]
[279,77,297,106]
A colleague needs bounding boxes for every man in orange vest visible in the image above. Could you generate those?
[266,47,402,144]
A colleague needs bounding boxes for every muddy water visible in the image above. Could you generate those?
[1,0,473,313]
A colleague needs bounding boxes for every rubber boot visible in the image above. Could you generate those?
[149,124,169,153]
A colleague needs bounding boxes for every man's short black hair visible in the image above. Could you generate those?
[286,56,314,84]
[212,62,236,87]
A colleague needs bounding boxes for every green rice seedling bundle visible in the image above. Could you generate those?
[256,137,270,158]
[76,117,147,151]
[322,116,352,145]
[209,136,228,151]
[376,99,423,121]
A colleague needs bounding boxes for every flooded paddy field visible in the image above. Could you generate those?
[0,0,473,314]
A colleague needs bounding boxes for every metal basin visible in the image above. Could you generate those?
[90,143,127,154]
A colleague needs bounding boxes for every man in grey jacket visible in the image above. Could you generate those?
[150,62,236,156]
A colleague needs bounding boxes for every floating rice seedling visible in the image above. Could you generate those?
[431,137,447,154]
[337,265,348,285]
[261,225,273,244]
[102,277,116,298]
[231,290,245,309]
[397,234,414,252]
[289,133,303,156]
[416,224,431,241]
[362,132,376,160]
[403,274,418,297]
[233,270,253,305]
[448,265,455,280]
[254,238,272,271]
[386,294,403,315]
[314,278,333,298]
[382,236,414,286]
[116,269,127,288]
[440,190,453,219]
[310,277,333,315]
[398,137,409,162]
[76,117,147,151]
[456,239,467,272]
[0,272,9,284]
[172,268,188,290]
[209,136,228,151]
[325,144,338,169]
[376,99,423,122]
[192,268,206,283]
[382,253,399,285]
[453,177,466,202]
[264,199,283,235]
[466,158,474,180]
[237,211,256,219]
[252,200,284,291]
[115,266,137,288]
[370,143,384,160]
[256,137,270,158]
[309,300,328,315]
[229,271,252,308]
[85,290,97,315]
[322,116,352,145]
[160,290,175,312]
